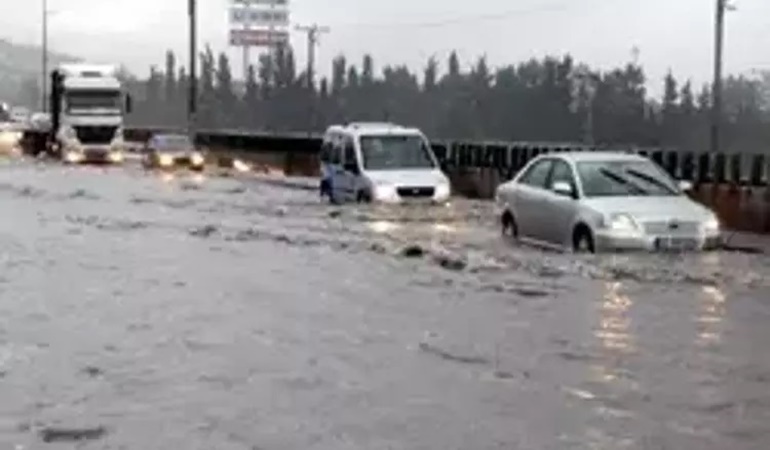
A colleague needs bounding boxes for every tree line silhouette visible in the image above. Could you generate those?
[124,46,770,153]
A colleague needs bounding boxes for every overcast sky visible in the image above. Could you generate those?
[2,0,768,95]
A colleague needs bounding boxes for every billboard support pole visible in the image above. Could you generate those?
[188,0,197,140]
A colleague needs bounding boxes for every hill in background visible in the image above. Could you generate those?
[0,38,80,109]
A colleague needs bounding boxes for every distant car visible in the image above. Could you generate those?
[142,133,205,171]
[495,151,722,253]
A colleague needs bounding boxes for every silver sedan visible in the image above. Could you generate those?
[494,152,722,253]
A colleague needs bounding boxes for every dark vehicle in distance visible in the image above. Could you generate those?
[142,133,205,171]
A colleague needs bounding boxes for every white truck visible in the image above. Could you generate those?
[51,64,132,164]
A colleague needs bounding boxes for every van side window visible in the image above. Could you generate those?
[343,138,356,165]
[330,137,342,164]
[319,140,332,163]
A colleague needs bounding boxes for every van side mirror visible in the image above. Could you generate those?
[343,162,360,174]
[125,94,133,113]
[678,180,693,192]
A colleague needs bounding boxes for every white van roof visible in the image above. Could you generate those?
[325,122,425,138]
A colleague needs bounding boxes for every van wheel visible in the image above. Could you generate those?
[356,190,372,203]
[573,225,595,253]
[501,210,518,239]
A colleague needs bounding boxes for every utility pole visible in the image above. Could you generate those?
[41,0,48,112]
[188,0,197,139]
[295,23,329,88]
[710,0,731,154]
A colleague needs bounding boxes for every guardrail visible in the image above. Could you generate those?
[120,126,770,234]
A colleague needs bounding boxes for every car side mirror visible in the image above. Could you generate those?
[551,181,575,198]
[678,180,693,192]
[343,162,360,174]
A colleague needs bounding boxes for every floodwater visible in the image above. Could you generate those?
[0,157,769,449]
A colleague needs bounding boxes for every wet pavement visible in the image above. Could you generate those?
[0,157,769,449]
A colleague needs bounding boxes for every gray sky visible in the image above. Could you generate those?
[2,0,768,95]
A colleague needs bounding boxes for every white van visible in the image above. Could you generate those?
[319,122,451,204]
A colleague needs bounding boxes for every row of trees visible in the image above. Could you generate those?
[125,46,770,153]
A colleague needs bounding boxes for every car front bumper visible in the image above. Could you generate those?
[594,229,723,252]
[148,153,205,170]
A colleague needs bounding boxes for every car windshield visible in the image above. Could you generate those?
[576,159,680,197]
[154,135,192,150]
[359,134,436,170]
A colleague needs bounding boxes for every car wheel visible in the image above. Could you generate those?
[573,226,595,254]
[501,210,518,239]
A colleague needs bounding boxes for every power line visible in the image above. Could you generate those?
[325,1,596,30]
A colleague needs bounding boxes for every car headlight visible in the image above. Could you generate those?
[63,150,83,163]
[190,152,204,165]
[608,213,639,232]
[109,151,124,162]
[158,154,173,166]
[703,215,720,233]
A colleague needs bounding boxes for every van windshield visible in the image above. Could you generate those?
[359,135,436,170]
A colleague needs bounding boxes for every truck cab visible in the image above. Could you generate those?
[52,64,132,164]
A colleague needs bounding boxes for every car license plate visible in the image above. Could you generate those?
[655,236,698,251]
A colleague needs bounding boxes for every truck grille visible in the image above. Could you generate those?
[74,126,117,144]
[643,220,700,236]
[396,186,435,198]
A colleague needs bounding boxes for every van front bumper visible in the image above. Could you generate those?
[372,184,451,204]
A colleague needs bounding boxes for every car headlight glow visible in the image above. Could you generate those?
[608,213,639,232]
[158,154,173,167]
[64,150,83,163]
[108,151,124,162]
[190,152,204,166]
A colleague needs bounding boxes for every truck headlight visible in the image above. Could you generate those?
[158,153,173,167]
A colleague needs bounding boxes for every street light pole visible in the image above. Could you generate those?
[710,0,727,154]
[41,0,48,112]
[188,0,197,139]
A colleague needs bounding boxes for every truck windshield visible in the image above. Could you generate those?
[66,90,122,114]
[359,135,436,170]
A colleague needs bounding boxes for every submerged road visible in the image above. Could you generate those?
[0,158,769,449]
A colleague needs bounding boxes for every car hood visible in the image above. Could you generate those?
[582,195,715,222]
[365,169,449,187]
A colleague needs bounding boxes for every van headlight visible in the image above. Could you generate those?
[373,184,397,200]
[702,215,720,233]
[435,181,451,199]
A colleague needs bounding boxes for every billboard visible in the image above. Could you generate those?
[229,29,289,47]
[228,0,290,48]
[229,7,289,27]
